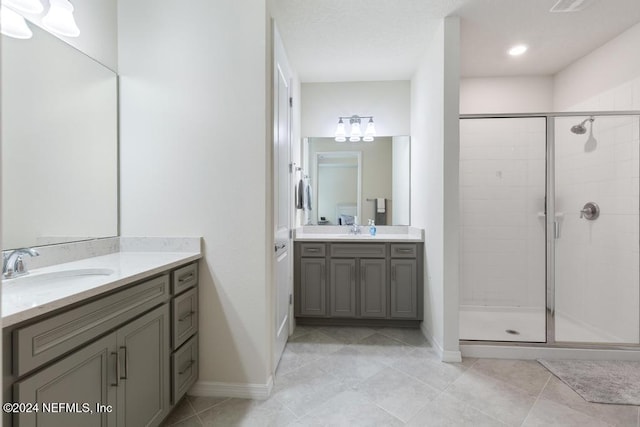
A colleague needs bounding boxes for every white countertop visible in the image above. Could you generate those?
[294,225,424,242]
[3,247,200,328]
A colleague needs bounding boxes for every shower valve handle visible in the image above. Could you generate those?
[580,202,599,220]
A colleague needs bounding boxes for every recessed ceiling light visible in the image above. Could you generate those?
[508,44,528,56]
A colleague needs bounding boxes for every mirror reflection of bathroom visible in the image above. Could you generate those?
[303,136,410,226]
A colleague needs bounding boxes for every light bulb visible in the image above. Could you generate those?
[1,5,32,39]
[363,118,375,141]
[42,0,79,37]
[334,118,346,142]
[3,0,43,14]
[349,119,362,142]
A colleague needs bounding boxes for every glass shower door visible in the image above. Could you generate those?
[459,117,547,342]
[554,115,640,344]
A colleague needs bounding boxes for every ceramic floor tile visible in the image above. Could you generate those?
[272,362,350,417]
[469,358,552,397]
[289,390,403,427]
[391,347,474,391]
[314,345,387,387]
[288,325,316,340]
[444,368,538,426]
[540,376,639,426]
[375,327,431,347]
[197,397,297,427]
[162,398,197,425]
[348,332,417,366]
[315,326,376,343]
[285,330,346,357]
[405,393,508,427]
[354,366,440,422]
[275,347,323,377]
[168,414,204,427]
[186,396,230,414]
[522,398,611,427]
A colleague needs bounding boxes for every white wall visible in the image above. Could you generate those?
[554,22,640,112]
[301,81,410,137]
[118,0,273,391]
[17,0,118,70]
[460,77,553,114]
[411,16,461,361]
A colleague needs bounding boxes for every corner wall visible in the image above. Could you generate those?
[118,0,273,394]
[410,16,461,361]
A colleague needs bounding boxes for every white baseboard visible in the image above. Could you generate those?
[420,322,462,363]
[189,376,274,400]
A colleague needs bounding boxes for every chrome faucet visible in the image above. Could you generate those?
[3,248,40,279]
[349,223,361,235]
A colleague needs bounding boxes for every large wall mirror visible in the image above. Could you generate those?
[304,136,410,226]
[1,24,118,250]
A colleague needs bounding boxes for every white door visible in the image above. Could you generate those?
[273,25,292,370]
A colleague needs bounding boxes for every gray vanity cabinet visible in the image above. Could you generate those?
[13,304,170,427]
[295,241,423,325]
[360,259,387,318]
[329,259,356,317]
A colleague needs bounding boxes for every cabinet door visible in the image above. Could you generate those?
[13,334,116,427]
[330,259,356,317]
[300,258,326,316]
[360,259,387,318]
[391,259,418,318]
[116,305,170,427]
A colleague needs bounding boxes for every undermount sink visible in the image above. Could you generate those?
[4,268,115,285]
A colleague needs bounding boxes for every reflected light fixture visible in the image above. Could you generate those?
[508,44,528,56]
[42,0,79,37]
[334,115,376,142]
[1,4,33,38]
[4,0,42,14]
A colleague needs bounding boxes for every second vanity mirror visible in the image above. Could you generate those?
[1,24,118,250]
[304,136,410,226]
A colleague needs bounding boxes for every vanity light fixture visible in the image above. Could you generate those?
[42,0,80,37]
[1,4,33,39]
[334,115,376,142]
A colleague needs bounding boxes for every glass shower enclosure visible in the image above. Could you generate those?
[459,112,640,347]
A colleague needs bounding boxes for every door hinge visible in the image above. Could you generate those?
[289,294,293,305]
[289,97,293,108]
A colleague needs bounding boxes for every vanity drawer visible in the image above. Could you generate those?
[172,334,198,404]
[391,244,417,258]
[14,274,170,377]
[330,243,386,258]
[172,263,198,295]
[172,287,198,350]
[299,243,326,257]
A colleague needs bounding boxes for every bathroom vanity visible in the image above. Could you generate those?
[294,227,424,326]
[2,238,200,427]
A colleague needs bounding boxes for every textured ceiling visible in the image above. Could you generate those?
[272,0,640,82]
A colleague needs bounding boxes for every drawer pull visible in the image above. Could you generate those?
[306,248,319,252]
[178,311,195,322]
[121,346,128,380]
[396,249,413,253]
[111,352,120,387]
[178,359,195,375]
[178,273,194,283]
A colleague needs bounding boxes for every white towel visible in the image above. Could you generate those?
[376,198,385,213]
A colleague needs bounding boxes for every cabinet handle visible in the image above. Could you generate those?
[178,359,195,375]
[306,248,319,252]
[397,248,413,253]
[111,352,120,387]
[120,346,128,380]
[178,273,194,283]
[178,311,195,322]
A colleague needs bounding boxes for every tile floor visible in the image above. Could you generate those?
[162,326,640,426]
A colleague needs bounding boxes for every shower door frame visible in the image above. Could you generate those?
[460,110,640,350]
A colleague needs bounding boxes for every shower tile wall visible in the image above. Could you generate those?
[459,118,546,311]
[554,115,640,343]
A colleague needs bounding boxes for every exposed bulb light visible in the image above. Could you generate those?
[1,4,32,39]
[363,118,376,142]
[508,44,528,56]
[334,118,346,142]
[3,0,43,14]
[42,0,79,37]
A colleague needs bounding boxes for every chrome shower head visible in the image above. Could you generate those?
[571,116,594,134]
